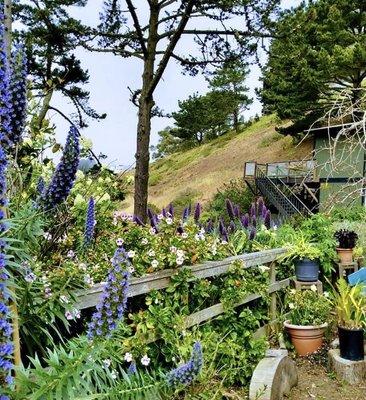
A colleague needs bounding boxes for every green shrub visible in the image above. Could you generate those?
[206,179,254,221]
[171,188,199,216]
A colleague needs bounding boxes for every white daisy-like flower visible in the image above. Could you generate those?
[194,234,201,241]
[273,225,278,231]
[221,240,228,245]
[170,246,177,253]
[67,250,75,259]
[116,238,124,246]
[112,218,118,226]
[127,215,134,221]
[25,272,36,283]
[323,291,330,298]
[65,310,73,320]
[79,263,87,271]
[176,257,184,266]
[157,214,164,220]
[124,352,133,362]
[149,227,156,235]
[60,295,69,304]
[141,238,149,245]
[288,302,295,309]
[290,289,296,294]
[127,250,136,258]
[103,359,111,368]
[166,217,173,225]
[151,260,159,268]
[43,232,52,240]
[181,232,188,239]
[141,355,150,366]
[128,266,135,274]
[258,265,270,273]
[110,370,118,379]
[176,249,184,258]
[84,274,94,286]
[147,249,155,257]
[310,284,317,292]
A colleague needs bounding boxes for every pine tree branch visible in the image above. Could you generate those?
[125,0,148,59]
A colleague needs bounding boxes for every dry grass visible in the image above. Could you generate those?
[123,115,313,211]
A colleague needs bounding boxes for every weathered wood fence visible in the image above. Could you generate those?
[76,248,289,338]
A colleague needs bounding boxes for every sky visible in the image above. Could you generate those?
[52,0,302,169]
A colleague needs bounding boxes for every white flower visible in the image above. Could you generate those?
[211,245,217,255]
[273,225,278,231]
[181,232,188,239]
[323,291,330,298]
[194,234,200,241]
[112,218,118,226]
[141,238,149,245]
[221,240,228,245]
[43,232,52,241]
[110,370,118,379]
[124,352,133,362]
[103,358,112,368]
[79,263,87,271]
[170,246,177,254]
[65,310,73,320]
[176,257,184,266]
[290,289,296,295]
[25,272,36,283]
[128,266,135,274]
[67,250,75,259]
[84,274,94,287]
[310,285,317,292]
[116,238,124,246]
[147,249,155,257]
[176,249,184,258]
[288,302,295,309]
[141,355,150,366]
[149,227,156,235]
[151,260,159,268]
[127,250,136,258]
[258,265,270,273]
[60,295,69,304]
[157,214,164,220]
[166,217,173,225]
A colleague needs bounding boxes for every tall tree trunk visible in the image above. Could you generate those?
[133,3,159,221]
[4,0,12,60]
[38,88,54,128]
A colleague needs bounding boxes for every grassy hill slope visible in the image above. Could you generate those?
[124,115,313,211]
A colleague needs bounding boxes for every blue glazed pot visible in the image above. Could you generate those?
[295,258,319,282]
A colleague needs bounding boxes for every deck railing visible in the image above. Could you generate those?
[76,248,289,339]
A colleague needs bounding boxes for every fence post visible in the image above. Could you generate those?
[269,261,277,322]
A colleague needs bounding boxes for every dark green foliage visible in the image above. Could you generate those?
[260,0,366,134]
[13,0,106,127]
[206,179,254,222]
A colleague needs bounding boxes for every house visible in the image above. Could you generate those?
[244,123,366,218]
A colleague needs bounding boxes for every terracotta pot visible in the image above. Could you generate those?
[284,320,327,356]
[336,248,353,264]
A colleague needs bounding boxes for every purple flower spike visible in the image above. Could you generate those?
[249,227,256,240]
[83,197,95,247]
[162,208,167,217]
[206,219,214,233]
[147,208,155,225]
[233,204,240,218]
[252,215,257,228]
[41,126,80,210]
[261,204,267,219]
[133,215,144,226]
[36,176,45,196]
[264,210,271,229]
[250,203,256,218]
[257,197,264,216]
[168,203,174,218]
[182,207,190,221]
[228,220,236,233]
[166,342,203,387]
[194,203,201,223]
[87,247,130,339]
[226,199,235,220]
[219,219,229,242]
[241,213,250,229]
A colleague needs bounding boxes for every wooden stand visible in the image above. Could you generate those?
[337,262,358,278]
[292,279,323,294]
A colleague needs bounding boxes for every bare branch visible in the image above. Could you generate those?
[125,0,148,59]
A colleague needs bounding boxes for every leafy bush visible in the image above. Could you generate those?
[206,179,254,222]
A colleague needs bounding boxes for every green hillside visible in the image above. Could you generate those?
[123,115,313,211]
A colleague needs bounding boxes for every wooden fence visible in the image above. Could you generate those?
[76,248,289,338]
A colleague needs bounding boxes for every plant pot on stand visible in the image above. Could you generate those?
[336,248,354,265]
[294,258,320,282]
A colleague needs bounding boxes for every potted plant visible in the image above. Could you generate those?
[284,288,331,356]
[334,229,358,264]
[284,235,322,282]
[333,279,365,361]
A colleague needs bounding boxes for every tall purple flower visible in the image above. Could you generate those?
[219,219,228,242]
[249,227,256,240]
[252,215,257,228]
[166,342,203,387]
[168,203,174,218]
[194,202,201,223]
[8,44,27,148]
[147,208,158,232]
[182,206,190,221]
[226,199,235,220]
[36,176,45,196]
[83,197,95,247]
[133,215,144,226]
[0,14,12,149]
[241,213,250,229]
[41,126,80,210]
[206,219,214,233]
[250,203,256,219]
[233,204,240,218]
[264,209,271,229]
[162,207,167,217]
[228,220,236,234]
[261,204,267,219]
[87,247,130,339]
